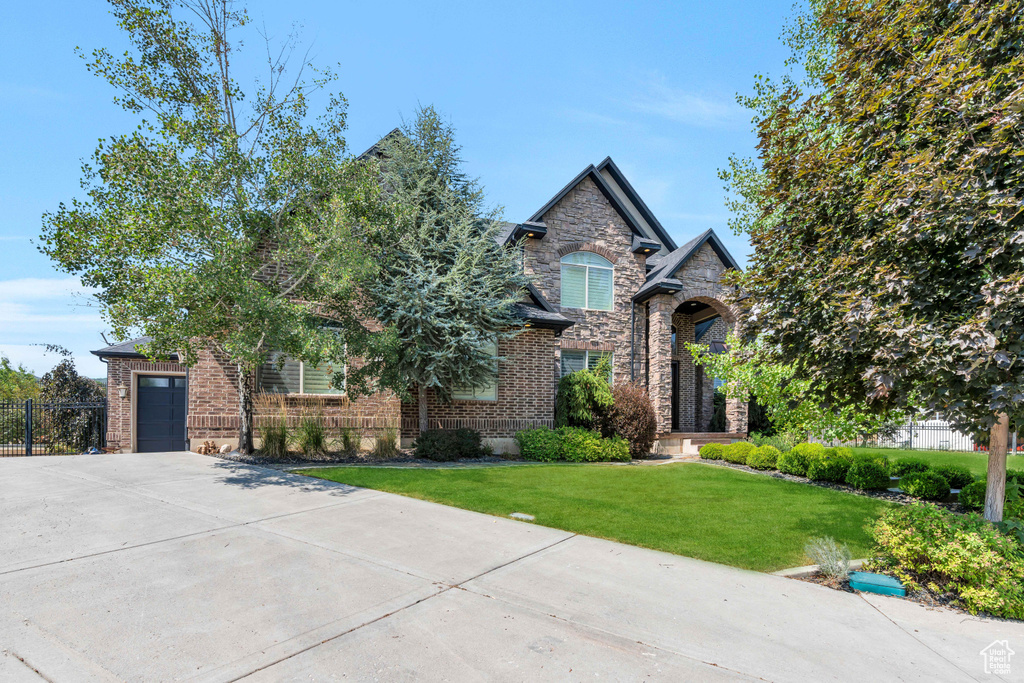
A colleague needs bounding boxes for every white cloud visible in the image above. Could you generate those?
[0,277,97,301]
[627,78,746,129]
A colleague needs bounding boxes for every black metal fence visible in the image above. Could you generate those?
[0,400,107,456]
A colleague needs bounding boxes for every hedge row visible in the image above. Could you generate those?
[515,426,630,463]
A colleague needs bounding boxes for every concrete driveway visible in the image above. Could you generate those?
[0,453,1020,682]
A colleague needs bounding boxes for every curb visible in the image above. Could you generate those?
[773,559,868,578]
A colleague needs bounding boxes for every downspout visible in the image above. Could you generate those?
[630,303,635,382]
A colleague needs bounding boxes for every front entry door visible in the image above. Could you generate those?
[671,361,679,432]
[136,375,187,452]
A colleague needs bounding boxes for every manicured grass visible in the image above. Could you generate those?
[298,463,891,572]
[850,447,1024,479]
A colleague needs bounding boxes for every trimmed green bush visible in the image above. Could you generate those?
[723,441,756,465]
[749,432,797,452]
[806,448,853,483]
[747,445,781,470]
[891,457,930,477]
[899,471,951,500]
[1008,469,1024,485]
[777,442,823,476]
[515,427,562,462]
[699,443,725,460]
[413,428,490,462]
[514,426,630,463]
[852,451,890,472]
[931,464,974,489]
[870,503,1024,618]
[845,460,891,490]
[958,480,987,511]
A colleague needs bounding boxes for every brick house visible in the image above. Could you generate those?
[94,155,746,454]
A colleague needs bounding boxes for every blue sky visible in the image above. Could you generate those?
[0,0,794,378]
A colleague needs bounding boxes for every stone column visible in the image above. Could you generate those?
[648,294,674,433]
[726,398,748,434]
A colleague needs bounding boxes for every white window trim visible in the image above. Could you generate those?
[560,253,614,311]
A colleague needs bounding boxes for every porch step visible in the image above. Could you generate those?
[654,432,746,456]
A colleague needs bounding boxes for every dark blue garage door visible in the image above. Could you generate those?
[137,376,187,452]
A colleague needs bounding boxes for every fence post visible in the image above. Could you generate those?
[24,399,33,456]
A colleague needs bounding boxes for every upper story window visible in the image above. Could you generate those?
[560,251,613,311]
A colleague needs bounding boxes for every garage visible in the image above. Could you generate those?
[136,375,187,452]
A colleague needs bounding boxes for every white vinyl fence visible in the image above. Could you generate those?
[819,420,1021,454]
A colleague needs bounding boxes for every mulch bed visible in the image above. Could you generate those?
[702,459,967,512]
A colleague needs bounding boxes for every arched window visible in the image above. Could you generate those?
[560,251,613,311]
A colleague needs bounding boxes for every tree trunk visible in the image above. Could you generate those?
[237,365,255,455]
[418,384,428,435]
[984,412,1009,523]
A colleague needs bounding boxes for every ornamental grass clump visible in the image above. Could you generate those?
[804,536,851,585]
[295,400,328,459]
[699,443,725,460]
[869,503,1024,619]
[746,445,781,470]
[371,427,401,460]
[255,393,290,460]
[722,441,756,465]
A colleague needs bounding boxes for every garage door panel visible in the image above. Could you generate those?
[136,377,187,452]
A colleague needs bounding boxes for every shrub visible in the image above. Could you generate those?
[749,432,797,452]
[804,536,851,583]
[606,382,656,458]
[747,445,781,470]
[959,480,987,511]
[777,442,823,476]
[900,471,951,500]
[555,357,613,431]
[601,435,632,462]
[515,427,562,462]
[891,457,930,477]
[806,448,853,483]
[723,441,756,464]
[296,411,327,460]
[869,503,1024,618]
[559,427,606,462]
[1007,469,1024,486]
[371,427,401,460]
[931,464,974,490]
[852,451,890,471]
[413,428,489,462]
[699,443,725,460]
[845,460,891,490]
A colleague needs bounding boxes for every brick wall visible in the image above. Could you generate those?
[522,175,649,388]
[400,329,558,438]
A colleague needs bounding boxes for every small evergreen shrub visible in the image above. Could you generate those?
[749,432,797,452]
[958,480,987,511]
[413,428,489,462]
[722,441,756,465]
[606,382,657,458]
[845,460,891,490]
[931,464,974,489]
[747,445,781,470]
[777,442,823,476]
[515,427,562,462]
[852,451,890,471]
[900,471,951,500]
[869,503,1024,618]
[891,457,930,477]
[555,357,613,430]
[806,448,853,483]
[699,443,725,460]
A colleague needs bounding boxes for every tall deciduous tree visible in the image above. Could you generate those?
[370,107,531,434]
[727,0,1024,520]
[41,0,391,453]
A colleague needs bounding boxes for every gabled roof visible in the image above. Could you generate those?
[514,283,573,331]
[527,164,659,246]
[357,127,402,160]
[92,336,177,360]
[633,228,741,302]
[596,157,678,251]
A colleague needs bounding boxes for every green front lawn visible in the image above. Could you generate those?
[850,447,1023,479]
[298,463,891,572]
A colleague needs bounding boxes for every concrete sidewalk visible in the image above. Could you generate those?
[0,452,1019,681]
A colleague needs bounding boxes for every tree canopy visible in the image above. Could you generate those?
[369,107,531,433]
[725,0,1024,519]
[41,0,392,452]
